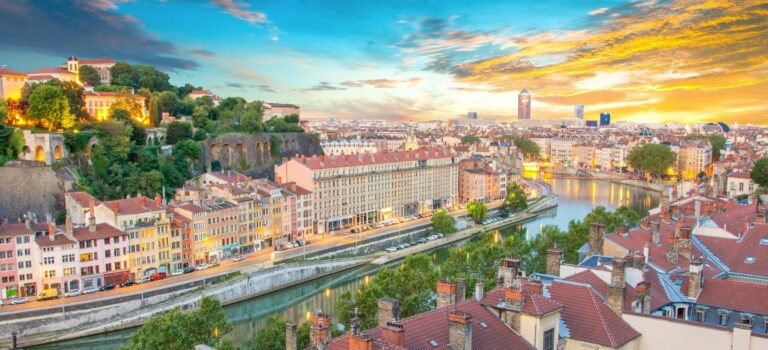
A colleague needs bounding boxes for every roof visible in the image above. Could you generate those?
[101,196,164,215]
[83,90,145,100]
[325,299,533,350]
[266,102,300,108]
[0,222,34,237]
[28,67,74,75]
[564,269,638,312]
[78,58,115,65]
[73,223,126,240]
[0,66,26,76]
[728,171,752,180]
[66,191,101,208]
[480,287,562,316]
[294,148,455,170]
[547,281,641,348]
[35,233,76,247]
[695,223,768,277]
[208,170,248,184]
[696,278,768,315]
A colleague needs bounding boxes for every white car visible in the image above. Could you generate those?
[171,270,184,277]
[232,255,244,262]
[196,264,209,271]
[65,289,81,297]
[139,276,151,284]
[82,286,98,295]
[10,297,29,305]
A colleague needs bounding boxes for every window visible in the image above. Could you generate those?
[696,309,705,322]
[43,257,54,265]
[676,306,687,320]
[741,315,753,327]
[718,312,728,326]
[543,328,555,350]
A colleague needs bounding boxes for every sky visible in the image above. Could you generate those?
[0,0,766,124]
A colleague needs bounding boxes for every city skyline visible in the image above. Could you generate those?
[0,0,766,124]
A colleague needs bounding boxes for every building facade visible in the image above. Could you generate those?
[518,88,531,120]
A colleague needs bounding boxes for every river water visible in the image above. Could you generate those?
[32,177,659,349]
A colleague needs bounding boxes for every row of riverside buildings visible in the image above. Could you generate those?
[298,185,768,350]
[1,146,520,299]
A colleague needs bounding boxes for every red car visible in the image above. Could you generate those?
[150,272,167,281]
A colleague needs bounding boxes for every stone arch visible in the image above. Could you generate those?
[256,142,264,164]
[290,139,298,151]
[53,144,63,160]
[34,146,46,163]
[222,144,232,168]
[22,146,31,160]
[235,143,246,167]
[210,144,220,161]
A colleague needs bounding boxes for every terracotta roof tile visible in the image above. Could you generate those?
[72,223,126,241]
[696,278,768,314]
[295,147,455,170]
[0,222,34,237]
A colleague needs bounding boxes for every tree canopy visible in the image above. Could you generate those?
[79,65,101,86]
[431,209,456,234]
[627,143,677,177]
[166,121,193,145]
[510,136,540,160]
[751,158,768,189]
[460,135,481,145]
[467,201,487,224]
[26,84,75,130]
[501,183,528,214]
[249,314,313,350]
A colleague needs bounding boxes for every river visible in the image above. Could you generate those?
[32,177,659,349]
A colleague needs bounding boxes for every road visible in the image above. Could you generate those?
[0,203,490,313]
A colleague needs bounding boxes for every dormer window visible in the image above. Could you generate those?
[745,256,756,264]
[760,238,768,245]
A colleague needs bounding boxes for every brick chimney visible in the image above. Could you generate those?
[652,220,661,245]
[588,222,605,256]
[757,210,766,224]
[285,323,297,350]
[348,333,372,350]
[377,298,400,327]
[606,257,626,315]
[666,235,679,265]
[635,281,651,314]
[474,282,484,302]
[456,278,467,302]
[523,278,543,295]
[616,225,629,237]
[497,257,520,288]
[112,202,119,214]
[688,258,704,299]
[678,225,693,261]
[694,198,702,218]
[546,247,562,277]
[47,218,56,240]
[448,311,472,350]
[309,311,331,349]
[155,194,162,206]
[64,215,74,240]
[436,280,456,309]
[381,322,405,347]
[89,198,97,232]
[139,194,147,207]
[671,205,681,219]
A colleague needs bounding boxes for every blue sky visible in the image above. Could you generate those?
[1,0,766,123]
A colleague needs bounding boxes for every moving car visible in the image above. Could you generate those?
[37,288,59,301]
[232,256,244,262]
[64,289,81,297]
[10,297,29,305]
[82,286,99,295]
[99,284,115,291]
[120,279,137,288]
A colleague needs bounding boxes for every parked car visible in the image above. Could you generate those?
[150,272,167,281]
[10,297,29,305]
[139,276,151,284]
[385,247,398,253]
[183,266,196,274]
[64,289,81,297]
[120,279,137,288]
[99,284,115,291]
[232,255,244,262]
[171,270,184,276]
[82,286,99,295]
[196,264,209,271]
[37,288,59,301]
[210,260,220,268]
[417,238,427,244]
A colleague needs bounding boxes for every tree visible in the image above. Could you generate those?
[111,108,147,146]
[751,158,768,189]
[0,123,24,164]
[166,121,193,145]
[335,255,438,330]
[431,209,456,234]
[26,84,75,130]
[249,314,313,350]
[192,105,211,129]
[0,100,7,123]
[111,62,139,88]
[125,296,232,350]
[502,183,528,214]
[626,143,677,178]
[173,139,202,163]
[510,136,540,160]
[270,134,282,157]
[460,135,480,145]
[241,102,264,132]
[134,65,173,92]
[467,201,487,224]
[79,65,101,86]
[284,114,300,124]
[157,91,180,115]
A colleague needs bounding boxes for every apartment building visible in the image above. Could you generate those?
[550,137,578,165]
[571,144,596,170]
[677,140,713,180]
[320,140,378,155]
[282,182,313,239]
[275,148,458,233]
[726,171,756,199]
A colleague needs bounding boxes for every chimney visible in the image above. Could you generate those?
[381,322,405,347]
[348,333,372,350]
[666,235,679,265]
[671,206,681,219]
[456,278,467,302]
[606,257,626,315]
[589,222,605,255]
[635,281,651,314]
[285,323,297,350]
[309,311,331,349]
[616,226,629,237]
[546,247,562,277]
[756,210,766,224]
[155,194,162,206]
[694,199,702,218]
[112,202,119,214]
[436,280,456,309]
[522,278,543,295]
[652,221,661,245]
[497,257,520,288]
[139,194,147,207]
[448,311,472,350]
[688,258,704,299]
[377,298,400,327]
[659,187,670,213]
[65,215,74,239]
[47,218,56,238]
[89,198,97,231]
[643,243,650,264]
[474,282,485,302]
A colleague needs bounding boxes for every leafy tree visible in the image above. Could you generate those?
[627,143,677,178]
[284,114,300,124]
[148,94,160,126]
[265,116,303,133]
[79,65,101,86]
[26,84,75,130]
[173,139,202,163]
[249,314,314,350]
[124,296,232,350]
[192,105,211,129]
[111,62,139,88]
[509,136,540,160]
[166,121,193,145]
[194,129,208,141]
[467,201,487,224]
[0,124,24,160]
[111,108,147,146]
[63,130,93,155]
[460,135,480,145]
[134,64,173,92]
[0,100,7,123]
[157,91,180,115]
[431,209,456,234]
[751,158,768,189]
[21,79,86,121]
[270,134,282,157]
[177,83,199,98]
[241,102,264,132]
[501,183,528,214]
[335,255,438,330]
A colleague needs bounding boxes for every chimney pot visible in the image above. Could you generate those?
[474,282,485,302]
[436,280,456,309]
[448,311,473,350]
[377,298,400,327]
[381,322,405,347]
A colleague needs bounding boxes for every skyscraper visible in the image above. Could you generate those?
[600,112,611,126]
[574,104,584,120]
[518,88,531,120]
[467,112,478,120]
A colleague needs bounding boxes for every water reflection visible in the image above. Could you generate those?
[36,178,658,350]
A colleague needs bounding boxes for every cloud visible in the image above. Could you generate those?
[189,49,216,58]
[589,7,609,15]
[225,82,275,93]
[210,0,267,23]
[340,77,422,89]
[300,82,346,92]
[0,1,198,70]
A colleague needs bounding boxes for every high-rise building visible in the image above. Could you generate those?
[518,88,531,120]
[599,112,611,126]
[574,104,584,120]
[467,112,478,120]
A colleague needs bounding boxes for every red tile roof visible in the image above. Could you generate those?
[35,233,76,247]
[102,196,164,215]
[728,171,752,180]
[0,222,34,237]
[325,299,534,350]
[696,223,768,277]
[295,147,455,170]
[696,278,768,314]
[28,67,73,75]
[0,66,26,76]
[480,287,562,316]
[548,281,641,348]
[79,58,115,65]
[27,74,54,81]
[710,204,757,237]
[564,270,638,312]
[66,191,101,207]
[72,223,126,241]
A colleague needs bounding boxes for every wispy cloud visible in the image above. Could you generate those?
[300,82,346,92]
[225,82,275,93]
[340,77,422,88]
[589,7,609,15]
[189,49,216,57]
[210,0,267,23]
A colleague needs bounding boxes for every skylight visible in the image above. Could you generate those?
[745,257,756,264]
[429,340,439,347]
[760,238,768,245]
[480,321,489,328]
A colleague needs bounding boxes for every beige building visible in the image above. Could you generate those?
[83,89,148,124]
[551,137,579,165]
[275,148,458,233]
[263,102,300,118]
[726,171,756,199]
[0,66,28,101]
[187,89,221,105]
[73,58,116,85]
[676,140,712,180]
